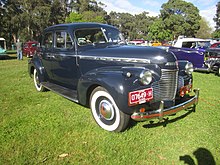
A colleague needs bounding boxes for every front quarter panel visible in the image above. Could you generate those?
[77,65,161,114]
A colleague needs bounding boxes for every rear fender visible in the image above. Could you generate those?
[28,57,46,83]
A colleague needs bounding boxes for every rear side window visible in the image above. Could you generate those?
[42,33,53,49]
[182,42,196,48]
[55,31,73,49]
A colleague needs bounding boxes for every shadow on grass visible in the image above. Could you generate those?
[0,55,17,60]
[142,106,196,129]
[179,148,216,165]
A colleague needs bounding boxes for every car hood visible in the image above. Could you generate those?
[78,45,176,65]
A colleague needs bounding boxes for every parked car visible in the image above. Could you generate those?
[0,37,6,54]
[173,37,210,50]
[210,42,220,48]
[158,37,210,71]
[23,41,38,57]
[168,46,206,70]
[129,39,145,46]
[28,23,199,132]
[204,48,220,76]
[151,41,162,46]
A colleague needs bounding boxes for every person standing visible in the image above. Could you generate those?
[16,39,23,60]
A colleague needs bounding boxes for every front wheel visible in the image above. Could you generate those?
[33,68,46,92]
[90,86,130,132]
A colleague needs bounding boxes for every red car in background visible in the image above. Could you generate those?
[210,42,220,48]
[23,41,38,57]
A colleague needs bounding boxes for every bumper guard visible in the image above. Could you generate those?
[131,89,200,121]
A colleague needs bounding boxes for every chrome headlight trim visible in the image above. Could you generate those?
[140,70,152,85]
[185,62,194,74]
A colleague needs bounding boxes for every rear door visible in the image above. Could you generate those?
[50,30,79,90]
[40,32,54,81]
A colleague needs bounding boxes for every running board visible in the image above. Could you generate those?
[41,82,78,103]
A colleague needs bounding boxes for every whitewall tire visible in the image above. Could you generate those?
[90,86,130,132]
[33,69,46,92]
[217,67,220,76]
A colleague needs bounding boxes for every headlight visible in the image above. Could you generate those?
[185,62,194,74]
[140,70,152,85]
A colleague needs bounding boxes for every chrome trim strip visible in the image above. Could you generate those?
[176,49,204,55]
[79,55,151,63]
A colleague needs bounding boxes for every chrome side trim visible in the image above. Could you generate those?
[79,55,151,64]
[131,88,200,121]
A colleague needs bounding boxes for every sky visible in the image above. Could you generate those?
[97,0,218,31]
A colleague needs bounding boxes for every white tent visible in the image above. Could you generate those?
[0,37,6,50]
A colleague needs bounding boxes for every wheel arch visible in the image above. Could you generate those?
[28,58,46,82]
[77,71,129,113]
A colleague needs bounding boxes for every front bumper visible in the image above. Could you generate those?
[131,89,200,121]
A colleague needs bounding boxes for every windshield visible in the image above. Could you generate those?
[75,27,125,46]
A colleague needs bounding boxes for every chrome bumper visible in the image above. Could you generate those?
[131,89,200,121]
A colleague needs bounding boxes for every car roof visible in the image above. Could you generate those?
[44,23,118,32]
[176,38,209,42]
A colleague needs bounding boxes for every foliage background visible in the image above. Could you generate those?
[0,0,219,47]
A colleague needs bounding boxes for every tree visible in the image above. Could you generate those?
[148,18,172,41]
[213,1,220,38]
[65,12,83,23]
[49,0,67,25]
[160,0,201,39]
[134,12,157,40]
[0,0,69,47]
[213,1,220,30]
[108,11,156,40]
[195,17,212,38]
[66,0,107,23]
[65,11,105,23]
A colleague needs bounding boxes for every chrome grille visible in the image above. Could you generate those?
[151,69,178,101]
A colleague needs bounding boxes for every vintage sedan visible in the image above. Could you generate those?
[28,23,199,132]
[23,41,38,57]
[204,48,220,76]
[210,42,220,48]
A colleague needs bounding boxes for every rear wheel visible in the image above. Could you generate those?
[90,86,130,132]
[217,67,220,76]
[34,68,46,92]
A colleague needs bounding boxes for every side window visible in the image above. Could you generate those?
[55,31,73,49]
[66,33,73,49]
[43,33,53,49]
[75,28,107,46]
[182,42,196,48]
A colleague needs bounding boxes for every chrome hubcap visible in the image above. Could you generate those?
[99,100,114,120]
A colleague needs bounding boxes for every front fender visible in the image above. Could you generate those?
[77,65,161,114]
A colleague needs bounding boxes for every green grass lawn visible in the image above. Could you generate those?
[0,56,220,165]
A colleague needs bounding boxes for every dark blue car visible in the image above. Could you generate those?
[28,23,199,132]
